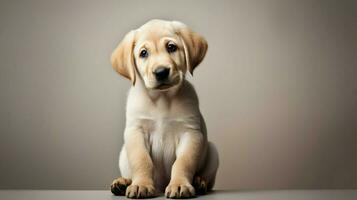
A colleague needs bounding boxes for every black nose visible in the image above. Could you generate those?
[153,67,170,81]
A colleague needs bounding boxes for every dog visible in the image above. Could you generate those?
[110,19,219,199]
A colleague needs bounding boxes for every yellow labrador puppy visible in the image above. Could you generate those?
[110,19,219,199]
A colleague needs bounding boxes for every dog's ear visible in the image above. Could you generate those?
[172,21,208,75]
[111,30,136,85]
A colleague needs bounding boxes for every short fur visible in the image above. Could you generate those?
[111,19,219,199]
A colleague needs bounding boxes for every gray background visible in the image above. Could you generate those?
[0,0,356,190]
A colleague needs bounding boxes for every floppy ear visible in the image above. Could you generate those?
[172,21,208,75]
[111,30,136,85]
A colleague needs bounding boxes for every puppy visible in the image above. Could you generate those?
[110,19,219,199]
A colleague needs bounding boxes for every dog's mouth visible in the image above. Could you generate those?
[154,83,174,90]
[153,76,181,91]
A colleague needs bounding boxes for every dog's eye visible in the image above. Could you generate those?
[166,42,177,53]
[139,49,148,58]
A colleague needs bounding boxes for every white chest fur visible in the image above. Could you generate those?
[124,80,204,189]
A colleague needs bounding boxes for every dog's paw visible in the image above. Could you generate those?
[165,183,195,199]
[111,177,132,196]
[193,176,208,195]
[125,183,156,199]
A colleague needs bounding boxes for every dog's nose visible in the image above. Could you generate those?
[153,67,170,81]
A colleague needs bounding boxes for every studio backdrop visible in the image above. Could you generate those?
[0,0,356,189]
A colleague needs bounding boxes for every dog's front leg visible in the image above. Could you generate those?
[125,128,156,198]
[165,131,204,198]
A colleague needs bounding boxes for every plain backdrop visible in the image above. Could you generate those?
[0,0,356,190]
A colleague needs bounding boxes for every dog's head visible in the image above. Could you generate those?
[111,19,207,90]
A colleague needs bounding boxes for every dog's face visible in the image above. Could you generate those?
[111,20,207,91]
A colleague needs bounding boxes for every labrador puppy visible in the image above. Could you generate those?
[110,19,219,199]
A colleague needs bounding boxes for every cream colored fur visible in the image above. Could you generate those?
[111,19,219,199]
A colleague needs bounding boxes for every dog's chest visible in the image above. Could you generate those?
[138,116,180,188]
[127,88,201,188]
[139,100,193,185]
[142,114,183,163]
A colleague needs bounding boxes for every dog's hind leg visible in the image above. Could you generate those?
[111,146,132,196]
[193,142,219,195]
[111,177,132,196]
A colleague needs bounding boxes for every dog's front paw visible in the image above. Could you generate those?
[125,183,156,199]
[165,182,195,199]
